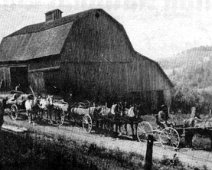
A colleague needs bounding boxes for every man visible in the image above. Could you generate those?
[156,104,172,128]
[184,107,202,127]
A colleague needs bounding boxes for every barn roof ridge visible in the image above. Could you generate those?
[7,8,102,37]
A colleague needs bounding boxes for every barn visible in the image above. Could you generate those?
[0,9,173,112]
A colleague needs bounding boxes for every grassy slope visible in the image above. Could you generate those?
[0,129,201,170]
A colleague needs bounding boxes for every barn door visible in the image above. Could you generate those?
[28,72,45,93]
[157,90,165,109]
[10,67,28,92]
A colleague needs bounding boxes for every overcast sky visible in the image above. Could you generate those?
[0,0,212,60]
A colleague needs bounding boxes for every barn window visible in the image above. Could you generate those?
[95,12,100,18]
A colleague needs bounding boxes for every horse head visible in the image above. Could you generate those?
[38,95,53,110]
[93,106,102,117]
[47,95,53,105]
[110,104,117,115]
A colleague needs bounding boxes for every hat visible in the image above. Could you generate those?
[160,104,166,109]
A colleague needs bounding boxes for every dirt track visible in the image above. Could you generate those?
[2,115,212,169]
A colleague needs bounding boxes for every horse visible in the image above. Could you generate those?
[25,94,40,124]
[123,106,140,138]
[38,95,54,123]
[93,103,121,133]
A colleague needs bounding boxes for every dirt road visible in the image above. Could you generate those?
[3,115,212,169]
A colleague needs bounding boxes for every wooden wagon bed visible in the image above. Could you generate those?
[175,125,212,149]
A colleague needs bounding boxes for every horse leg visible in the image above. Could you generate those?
[118,120,122,135]
[28,110,32,124]
[46,109,49,120]
[26,110,30,123]
[49,108,53,124]
[130,122,134,138]
[135,123,138,139]
[125,123,128,135]
[96,120,99,129]
[115,121,119,135]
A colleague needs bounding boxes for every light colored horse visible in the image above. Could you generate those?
[25,94,39,124]
[98,104,117,116]
[38,95,53,123]
[124,106,135,117]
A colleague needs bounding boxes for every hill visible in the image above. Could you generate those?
[159,46,212,89]
[158,46,212,112]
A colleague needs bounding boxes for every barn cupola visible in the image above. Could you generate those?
[45,9,63,22]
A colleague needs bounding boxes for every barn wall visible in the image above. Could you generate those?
[59,10,173,110]
[61,11,133,63]
[127,55,171,92]
[60,62,128,101]
[60,11,134,100]
[126,54,172,110]
[28,55,60,71]
[28,56,62,93]
[0,67,11,91]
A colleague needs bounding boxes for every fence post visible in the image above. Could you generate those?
[144,134,154,170]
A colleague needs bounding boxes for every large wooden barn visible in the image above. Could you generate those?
[0,9,173,111]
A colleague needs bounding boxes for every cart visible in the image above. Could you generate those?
[2,90,30,120]
[137,121,180,149]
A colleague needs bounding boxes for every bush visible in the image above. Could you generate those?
[171,84,210,114]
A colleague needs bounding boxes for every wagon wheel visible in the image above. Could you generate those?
[159,127,180,149]
[137,121,153,142]
[82,114,92,133]
[55,109,65,126]
[10,104,19,120]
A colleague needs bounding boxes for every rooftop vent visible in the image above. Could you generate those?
[45,9,63,22]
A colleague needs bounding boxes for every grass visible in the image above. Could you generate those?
[0,129,206,170]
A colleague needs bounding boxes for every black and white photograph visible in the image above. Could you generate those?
[0,0,212,169]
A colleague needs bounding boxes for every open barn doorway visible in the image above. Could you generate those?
[10,66,28,92]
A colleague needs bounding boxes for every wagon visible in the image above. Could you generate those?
[119,116,154,141]
[137,121,180,149]
[50,99,93,132]
[1,90,30,120]
[68,102,93,133]
[174,121,212,149]
[51,99,69,126]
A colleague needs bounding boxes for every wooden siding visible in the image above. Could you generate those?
[28,56,60,71]
[127,55,171,92]
[60,62,128,101]
[61,12,133,63]
[59,12,172,109]
[28,72,45,93]
[0,67,10,91]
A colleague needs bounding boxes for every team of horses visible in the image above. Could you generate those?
[21,92,144,137]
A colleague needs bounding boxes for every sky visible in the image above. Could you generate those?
[0,0,212,60]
